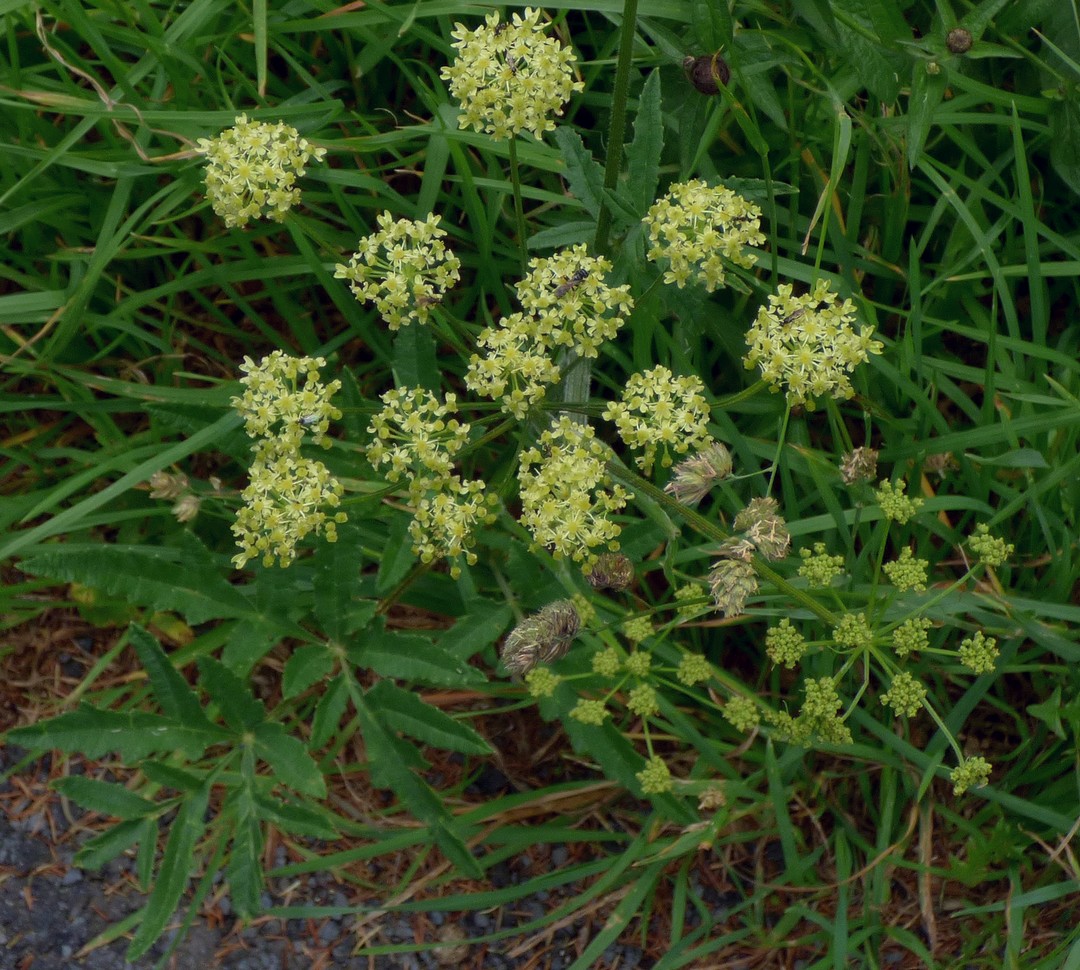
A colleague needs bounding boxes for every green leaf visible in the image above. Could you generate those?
[226,762,263,918]
[196,656,265,731]
[436,604,513,661]
[367,681,492,756]
[310,673,350,750]
[74,816,152,870]
[221,620,279,676]
[348,628,487,687]
[53,776,157,820]
[129,624,208,727]
[692,0,732,47]
[831,0,908,102]
[553,126,605,218]
[375,515,416,594]
[252,722,326,798]
[254,793,338,839]
[140,761,206,792]
[282,644,334,699]
[8,704,226,761]
[314,538,377,641]
[965,447,1049,468]
[626,69,663,217]
[527,221,594,250]
[127,782,211,960]
[906,63,947,169]
[18,537,254,625]
[355,697,481,878]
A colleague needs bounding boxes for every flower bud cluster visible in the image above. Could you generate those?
[230,353,347,569]
[644,179,764,291]
[196,114,325,228]
[441,7,583,141]
[517,417,631,565]
[744,280,883,409]
[366,387,495,577]
[603,366,712,474]
[335,212,461,330]
[467,247,632,417]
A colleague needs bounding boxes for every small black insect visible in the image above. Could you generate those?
[553,268,588,298]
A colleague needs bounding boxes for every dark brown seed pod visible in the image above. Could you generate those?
[946,28,973,54]
[586,552,635,592]
[683,51,730,96]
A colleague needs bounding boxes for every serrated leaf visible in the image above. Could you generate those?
[527,221,594,250]
[368,681,492,756]
[226,764,263,918]
[254,793,338,839]
[436,605,513,661]
[692,0,733,47]
[196,657,265,731]
[252,722,326,798]
[310,674,350,750]
[129,624,208,727]
[626,69,663,216]
[348,629,487,687]
[18,539,254,625]
[126,783,211,960]
[8,704,226,761]
[355,698,481,878]
[282,645,334,699]
[139,761,205,792]
[906,63,947,169]
[52,776,157,820]
[553,126,605,218]
[74,816,151,870]
[375,515,416,594]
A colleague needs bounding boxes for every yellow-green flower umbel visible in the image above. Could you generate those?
[233,350,342,451]
[196,114,325,229]
[513,245,634,358]
[366,387,471,482]
[517,417,631,565]
[441,7,583,141]
[643,179,765,291]
[230,352,347,569]
[744,280,883,409]
[335,212,461,330]
[603,365,712,475]
[465,247,633,417]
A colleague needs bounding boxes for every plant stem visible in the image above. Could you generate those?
[606,460,838,625]
[507,137,528,273]
[593,0,640,257]
[562,0,639,419]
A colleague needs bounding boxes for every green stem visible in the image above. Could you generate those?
[593,0,640,257]
[507,137,528,273]
[606,460,838,626]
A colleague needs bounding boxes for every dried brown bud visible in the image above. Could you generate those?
[682,51,730,96]
[586,552,635,592]
[946,28,972,54]
[501,600,581,678]
[924,451,959,479]
[839,446,879,485]
[148,470,190,500]
[665,440,733,506]
[732,496,791,562]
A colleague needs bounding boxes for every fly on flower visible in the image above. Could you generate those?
[553,268,589,298]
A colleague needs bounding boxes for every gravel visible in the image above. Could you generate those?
[0,746,654,968]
